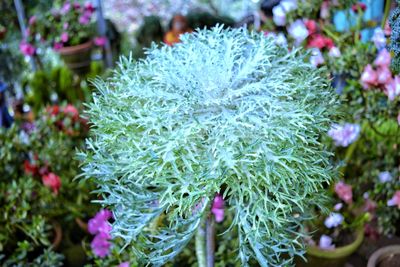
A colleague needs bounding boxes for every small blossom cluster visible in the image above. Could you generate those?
[45,104,88,137]
[361,49,400,101]
[88,209,113,258]
[328,123,360,147]
[24,156,61,195]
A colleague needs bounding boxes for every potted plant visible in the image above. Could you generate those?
[79,26,339,266]
[367,245,400,267]
[296,180,370,267]
[21,1,101,74]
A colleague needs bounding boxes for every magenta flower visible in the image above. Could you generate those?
[387,191,400,208]
[328,123,360,147]
[84,1,95,13]
[91,233,111,258]
[79,15,91,25]
[53,42,63,50]
[63,22,69,30]
[118,262,130,267]
[94,36,107,47]
[61,32,69,43]
[374,49,391,67]
[211,194,224,223]
[19,41,36,56]
[360,64,378,89]
[385,75,400,101]
[88,209,113,235]
[324,212,344,228]
[61,2,71,14]
[42,172,62,194]
[335,181,353,204]
[319,235,335,250]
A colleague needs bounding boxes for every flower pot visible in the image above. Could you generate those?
[51,221,63,250]
[58,41,93,75]
[367,245,400,267]
[296,227,364,267]
[75,217,88,233]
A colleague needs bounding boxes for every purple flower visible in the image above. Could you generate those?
[378,171,392,183]
[333,203,343,211]
[328,47,341,58]
[19,41,36,56]
[310,48,324,67]
[88,209,113,235]
[324,212,344,228]
[374,49,391,67]
[79,14,91,25]
[53,42,63,50]
[28,16,36,25]
[61,2,71,14]
[91,233,111,258]
[94,36,107,46]
[61,32,69,43]
[372,28,386,50]
[211,194,224,223]
[319,235,335,250]
[63,23,69,30]
[118,262,130,267]
[387,191,400,208]
[272,5,286,26]
[287,19,309,45]
[84,1,95,13]
[385,75,400,101]
[328,123,360,147]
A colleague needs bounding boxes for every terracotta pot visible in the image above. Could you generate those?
[58,41,92,75]
[367,245,400,267]
[296,227,364,267]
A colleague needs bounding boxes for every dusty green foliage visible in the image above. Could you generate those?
[80,26,338,266]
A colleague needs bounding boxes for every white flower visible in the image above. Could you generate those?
[324,212,344,228]
[272,5,286,26]
[288,19,309,45]
[280,0,297,11]
[329,46,341,58]
[372,28,386,50]
[310,48,324,67]
[378,171,392,183]
[319,235,335,250]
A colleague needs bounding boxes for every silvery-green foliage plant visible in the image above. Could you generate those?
[80,26,338,266]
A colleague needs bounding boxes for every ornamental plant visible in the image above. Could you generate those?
[80,26,339,266]
[20,0,96,56]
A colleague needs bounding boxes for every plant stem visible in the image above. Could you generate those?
[196,217,207,267]
[381,0,392,29]
[206,216,215,267]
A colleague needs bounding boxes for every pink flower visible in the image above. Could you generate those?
[304,20,318,35]
[73,2,81,9]
[84,2,95,13]
[308,34,326,49]
[19,41,36,56]
[387,191,400,208]
[63,104,79,118]
[335,181,353,204]
[320,1,330,19]
[360,64,378,89]
[94,36,107,47]
[79,15,91,25]
[42,172,61,194]
[53,42,63,50]
[211,194,224,223]
[61,2,71,14]
[118,262,130,267]
[319,235,335,250]
[384,20,391,36]
[61,32,69,43]
[376,66,392,85]
[374,49,391,67]
[384,75,400,101]
[28,16,36,25]
[364,198,377,212]
[91,233,111,258]
[351,2,367,13]
[63,23,69,30]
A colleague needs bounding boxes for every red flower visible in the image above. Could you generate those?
[24,160,38,176]
[308,34,326,49]
[304,20,317,35]
[334,181,353,204]
[47,105,60,116]
[351,2,367,13]
[323,37,334,49]
[42,172,61,194]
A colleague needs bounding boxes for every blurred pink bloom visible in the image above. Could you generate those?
[94,36,107,46]
[19,41,36,56]
[63,104,79,118]
[73,2,81,9]
[374,49,391,67]
[335,181,353,204]
[89,209,113,258]
[79,15,91,25]
[364,198,377,212]
[61,32,69,43]
[384,75,400,101]
[310,48,324,67]
[118,262,130,267]
[319,235,335,249]
[328,123,360,147]
[53,42,63,50]
[360,64,378,89]
[211,194,224,223]
[387,191,400,208]
[63,22,69,30]
[28,16,36,25]
[384,20,391,36]
[376,66,392,85]
[42,172,61,194]
[84,1,95,13]
[61,2,71,14]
